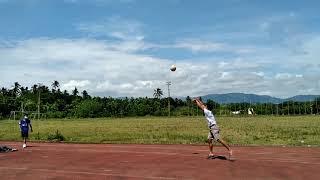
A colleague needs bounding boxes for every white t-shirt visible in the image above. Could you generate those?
[204,108,217,127]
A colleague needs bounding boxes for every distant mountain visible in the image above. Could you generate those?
[200,93,320,104]
[116,93,319,104]
[285,95,320,102]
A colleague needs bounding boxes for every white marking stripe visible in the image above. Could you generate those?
[26,148,180,156]
[243,158,320,165]
[0,167,177,180]
[11,148,320,163]
[2,143,207,151]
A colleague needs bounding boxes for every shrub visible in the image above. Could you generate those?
[47,130,65,142]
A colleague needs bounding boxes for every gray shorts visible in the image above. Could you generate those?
[208,124,220,141]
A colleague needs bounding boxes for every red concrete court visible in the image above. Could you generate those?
[1,142,320,180]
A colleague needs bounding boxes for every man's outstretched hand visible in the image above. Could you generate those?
[193,97,200,102]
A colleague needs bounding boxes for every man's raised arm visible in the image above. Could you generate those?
[193,98,206,110]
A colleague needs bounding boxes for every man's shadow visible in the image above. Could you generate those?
[26,145,38,148]
[207,155,236,162]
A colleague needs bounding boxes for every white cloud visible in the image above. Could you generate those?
[257,91,272,96]
[77,16,144,41]
[1,34,320,98]
[275,73,292,80]
[169,39,255,54]
[217,58,262,70]
[0,38,174,97]
[253,72,265,77]
[0,11,320,96]
[258,12,299,32]
[62,80,91,92]
[1,2,319,100]
[174,39,224,52]
[298,36,320,65]
[76,17,147,53]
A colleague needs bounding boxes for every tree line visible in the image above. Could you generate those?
[0,81,319,119]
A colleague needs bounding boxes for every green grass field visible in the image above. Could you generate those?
[1,116,319,146]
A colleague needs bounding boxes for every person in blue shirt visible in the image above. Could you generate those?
[19,114,33,148]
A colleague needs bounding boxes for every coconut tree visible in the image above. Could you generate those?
[82,90,90,99]
[51,80,60,92]
[153,88,163,99]
[72,87,79,96]
[31,84,38,94]
[13,82,21,97]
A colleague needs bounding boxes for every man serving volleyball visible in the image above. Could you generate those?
[193,98,233,159]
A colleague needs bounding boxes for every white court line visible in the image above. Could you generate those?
[22,148,320,163]
[242,158,320,165]
[0,167,28,170]
[27,148,182,156]
[6,143,320,164]
[4,143,320,155]
[2,143,206,151]
[8,146,320,165]
[0,167,177,180]
[254,152,274,155]
[24,148,213,158]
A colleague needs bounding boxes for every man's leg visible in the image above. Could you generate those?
[217,139,232,157]
[208,139,214,156]
[21,131,25,148]
[22,133,27,148]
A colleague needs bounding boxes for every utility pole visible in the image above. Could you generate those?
[37,84,42,120]
[299,102,301,115]
[316,98,319,114]
[166,81,171,117]
[293,101,295,115]
[304,101,307,115]
[288,101,290,115]
[310,99,313,115]
[21,102,24,114]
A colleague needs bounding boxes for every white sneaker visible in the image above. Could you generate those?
[22,144,26,148]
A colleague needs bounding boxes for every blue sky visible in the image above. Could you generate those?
[0,0,319,98]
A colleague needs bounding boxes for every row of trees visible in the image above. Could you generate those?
[221,101,320,115]
[0,81,319,119]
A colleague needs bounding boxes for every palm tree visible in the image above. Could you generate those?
[153,88,163,99]
[52,80,60,91]
[32,84,38,94]
[72,87,79,96]
[13,82,21,97]
[1,87,8,95]
[82,90,90,99]
[63,90,68,96]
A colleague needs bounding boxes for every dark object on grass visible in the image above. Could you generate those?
[47,130,65,142]
[0,146,18,153]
